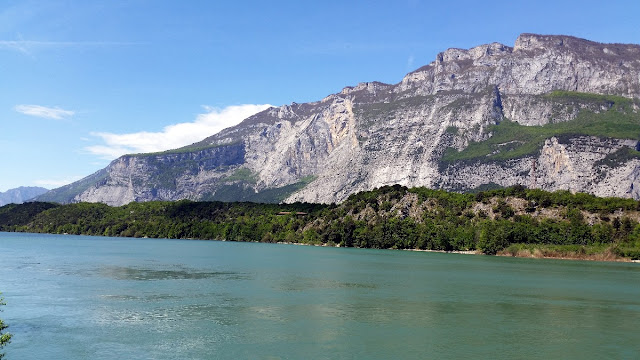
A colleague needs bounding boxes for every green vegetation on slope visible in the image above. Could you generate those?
[131,141,239,157]
[442,91,640,164]
[35,169,109,204]
[2,185,640,260]
[203,175,317,203]
[223,168,258,184]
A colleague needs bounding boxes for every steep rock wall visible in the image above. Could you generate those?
[39,34,640,205]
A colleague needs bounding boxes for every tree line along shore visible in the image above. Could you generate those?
[1,185,639,261]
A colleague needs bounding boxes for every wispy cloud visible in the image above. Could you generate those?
[0,39,142,54]
[407,55,415,70]
[85,104,271,160]
[33,176,84,189]
[15,104,75,120]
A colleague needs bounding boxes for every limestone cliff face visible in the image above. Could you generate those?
[439,136,640,199]
[71,144,246,206]
[39,34,640,205]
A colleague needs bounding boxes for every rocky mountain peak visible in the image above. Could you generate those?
[514,33,640,58]
[514,33,574,51]
[399,33,640,99]
[437,42,513,64]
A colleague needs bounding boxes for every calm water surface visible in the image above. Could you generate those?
[1,232,639,359]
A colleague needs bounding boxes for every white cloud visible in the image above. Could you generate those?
[15,104,75,120]
[33,176,84,189]
[85,103,271,160]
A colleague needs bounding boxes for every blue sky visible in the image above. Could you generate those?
[1,0,639,192]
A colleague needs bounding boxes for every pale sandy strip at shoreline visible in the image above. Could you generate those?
[403,249,478,255]
[277,241,639,263]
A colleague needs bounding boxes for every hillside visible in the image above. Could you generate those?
[37,34,640,205]
[8,186,640,261]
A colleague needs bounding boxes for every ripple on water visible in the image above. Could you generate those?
[96,265,249,281]
[276,277,377,292]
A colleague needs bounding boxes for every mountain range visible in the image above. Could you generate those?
[0,187,49,206]
[37,33,640,206]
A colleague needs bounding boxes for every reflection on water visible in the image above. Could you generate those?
[97,265,247,281]
[100,294,182,301]
[1,233,639,359]
[276,276,377,291]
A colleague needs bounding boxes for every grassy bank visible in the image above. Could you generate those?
[498,243,631,262]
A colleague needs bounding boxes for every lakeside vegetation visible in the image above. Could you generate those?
[2,185,640,261]
[0,292,10,360]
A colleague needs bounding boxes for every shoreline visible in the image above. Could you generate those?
[408,248,638,263]
[497,252,638,263]
[276,240,637,263]
[403,248,479,255]
[5,231,638,264]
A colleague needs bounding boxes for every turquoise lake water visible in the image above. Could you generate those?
[1,232,639,359]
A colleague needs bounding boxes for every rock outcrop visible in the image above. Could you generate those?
[38,34,640,205]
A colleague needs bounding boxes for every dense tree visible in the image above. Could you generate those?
[1,185,640,259]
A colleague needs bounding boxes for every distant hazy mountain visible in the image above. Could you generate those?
[37,34,640,205]
[0,187,49,206]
